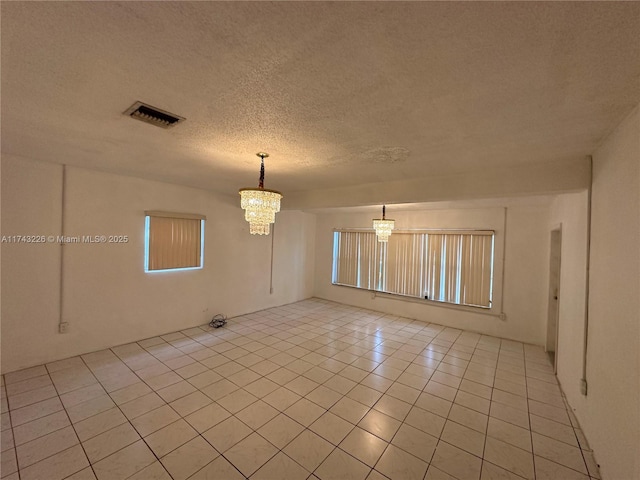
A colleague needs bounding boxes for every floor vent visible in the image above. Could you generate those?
[123,101,185,128]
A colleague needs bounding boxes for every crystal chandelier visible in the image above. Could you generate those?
[239,152,282,235]
[373,205,395,242]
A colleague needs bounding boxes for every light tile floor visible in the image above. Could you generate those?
[1,299,600,480]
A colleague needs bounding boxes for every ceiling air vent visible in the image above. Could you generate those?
[123,101,185,128]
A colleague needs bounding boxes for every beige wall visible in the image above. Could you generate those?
[1,157,315,373]
[582,105,639,480]
[285,158,591,210]
[548,192,588,408]
[313,203,550,345]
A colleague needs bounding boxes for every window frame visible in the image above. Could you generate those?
[144,211,206,273]
[332,228,496,310]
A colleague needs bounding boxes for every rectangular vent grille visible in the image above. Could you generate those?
[124,101,185,128]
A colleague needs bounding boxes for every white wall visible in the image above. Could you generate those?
[548,192,588,404]
[286,158,590,210]
[580,106,639,480]
[313,203,550,345]
[1,156,315,373]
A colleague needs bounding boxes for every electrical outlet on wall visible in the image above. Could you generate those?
[59,322,69,333]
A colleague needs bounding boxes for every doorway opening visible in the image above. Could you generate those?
[546,228,562,373]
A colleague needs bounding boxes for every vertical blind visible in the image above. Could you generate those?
[146,211,205,271]
[333,230,494,308]
[333,231,381,290]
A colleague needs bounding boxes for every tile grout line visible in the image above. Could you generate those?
[422,329,467,479]
[524,346,538,480]
[471,336,495,480]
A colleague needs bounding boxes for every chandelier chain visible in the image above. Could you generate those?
[259,158,265,189]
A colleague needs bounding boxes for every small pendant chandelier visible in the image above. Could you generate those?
[239,152,282,235]
[373,205,395,242]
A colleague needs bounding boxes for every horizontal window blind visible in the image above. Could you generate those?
[145,212,205,271]
[333,229,494,308]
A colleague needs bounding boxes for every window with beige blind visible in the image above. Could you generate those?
[332,229,494,308]
[144,211,205,272]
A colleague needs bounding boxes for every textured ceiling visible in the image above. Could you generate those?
[2,2,639,202]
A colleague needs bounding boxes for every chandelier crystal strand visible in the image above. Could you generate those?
[239,153,282,235]
[373,205,395,242]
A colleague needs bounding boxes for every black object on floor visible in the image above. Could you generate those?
[209,314,227,328]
